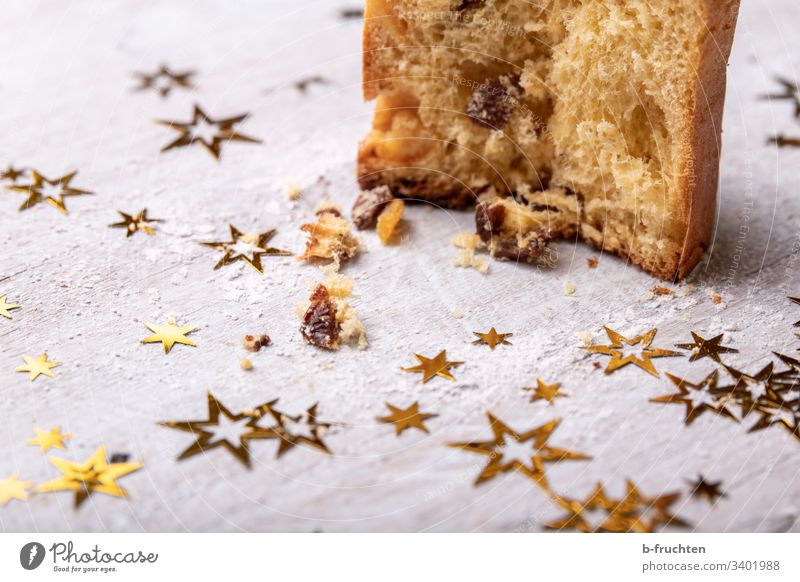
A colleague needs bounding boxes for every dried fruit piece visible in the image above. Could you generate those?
[457,0,485,10]
[651,286,675,296]
[300,208,360,268]
[587,257,598,269]
[242,334,271,352]
[466,74,522,129]
[377,199,404,244]
[300,285,340,350]
[352,186,394,230]
[475,202,506,244]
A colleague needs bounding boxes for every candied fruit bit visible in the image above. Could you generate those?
[301,285,340,350]
[242,334,271,352]
[457,0,485,10]
[491,231,554,266]
[475,202,506,243]
[466,74,522,129]
[377,199,404,244]
[352,185,394,230]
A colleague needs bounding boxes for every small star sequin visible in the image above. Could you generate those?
[7,170,93,214]
[141,320,197,353]
[16,353,61,381]
[719,363,788,417]
[0,164,25,182]
[762,76,800,119]
[27,426,73,452]
[789,297,800,327]
[133,64,194,98]
[266,404,334,457]
[377,402,437,435]
[294,75,329,93]
[200,225,291,274]
[583,326,680,377]
[0,474,32,505]
[650,370,738,425]
[749,400,800,442]
[0,294,21,319]
[472,327,513,349]
[155,104,261,160]
[675,332,738,363]
[524,378,568,405]
[160,392,279,467]
[769,135,800,148]
[448,415,589,490]
[35,445,142,508]
[402,350,463,383]
[687,475,726,503]
[110,209,163,237]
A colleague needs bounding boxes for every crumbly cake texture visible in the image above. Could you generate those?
[297,272,368,350]
[358,0,741,280]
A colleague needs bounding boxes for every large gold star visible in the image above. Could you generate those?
[687,475,726,503]
[525,378,568,404]
[264,404,334,457]
[472,327,513,349]
[0,474,32,505]
[27,426,73,452]
[377,402,437,435]
[133,64,194,98]
[675,332,738,363]
[141,320,197,353]
[200,225,291,274]
[614,480,688,533]
[160,392,279,468]
[546,484,628,533]
[7,170,93,214]
[155,104,262,160]
[448,415,589,490]
[36,445,142,508]
[110,209,163,237]
[16,353,61,381]
[650,370,738,425]
[0,294,21,319]
[583,326,680,377]
[402,350,463,383]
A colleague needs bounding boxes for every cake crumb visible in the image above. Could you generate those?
[710,290,723,305]
[565,281,575,295]
[352,186,393,230]
[240,358,253,371]
[452,231,483,250]
[651,285,675,296]
[300,206,360,270]
[298,273,367,350]
[287,183,302,201]
[578,330,593,345]
[587,257,598,269]
[453,249,489,274]
[451,310,464,319]
[243,334,271,352]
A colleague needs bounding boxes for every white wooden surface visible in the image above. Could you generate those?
[2,0,800,532]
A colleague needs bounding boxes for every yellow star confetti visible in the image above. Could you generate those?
[0,294,21,319]
[200,225,291,274]
[35,445,142,508]
[16,353,61,381]
[141,320,197,353]
[156,104,261,160]
[650,370,738,425]
[448,415,589,490]
[110,209,163,237]
[525,378,568,405]
[7,170,93,214]
[402,350,463,383]
[266,404,334,457]
[160,392,279,468]
[687,475,726,503]
[472,327,513,349]
[583,326,680,377]
[133,64,194,98]
[27,426,73,452]
[0,474,32,505]
[675,331,738,363]
[377,402,437,435]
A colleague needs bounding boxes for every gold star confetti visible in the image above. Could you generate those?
[762,76,800,118]
[35,445,142,508]
[448,415,589,490]
[789,297,800,327]
[266,404,334,457]
[141,320,197,353]
[200,225,291,274]
[110,209,163,237]
[719,363,788,417]
[160,392,279,468]
[687,475,726,503]
[133,64,194,98]
[0,474,32,505]
[547,484,627,533]
[0,294,21,319]
[472,327,513,349]
[769,135,800,148]
[7,170,93,214]
[155,104,261,160]
[27,426,73,452]
[583,326,680,377]
[675,331,738,363]
[524,378,568,404]
[616,480,688,533]
[402,350,463,383]
[377,402,437,435]
[16,353,61,381]
[650,370,738,425]
[0,164,25,182]
[749,400,800,442]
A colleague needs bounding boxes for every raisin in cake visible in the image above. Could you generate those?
[358,0,741,280]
